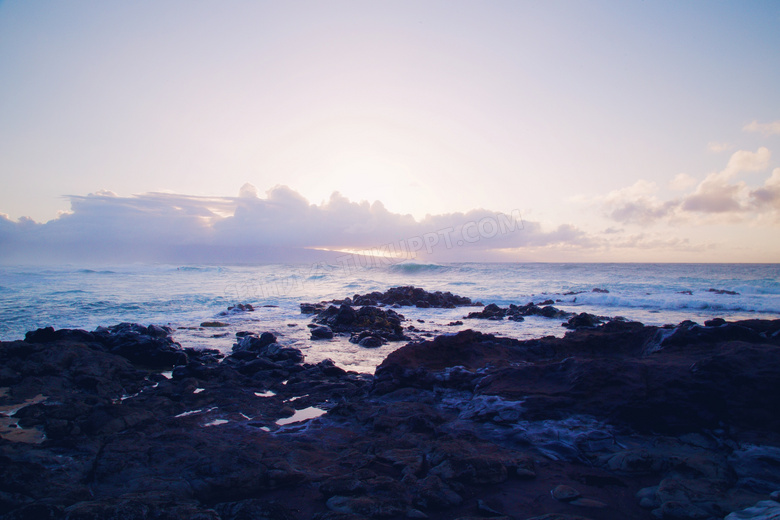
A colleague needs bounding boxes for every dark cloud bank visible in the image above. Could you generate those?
[0,185,583,265]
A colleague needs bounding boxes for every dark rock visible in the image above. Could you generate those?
[358,336,383,348]
[1,503,64,520]
[347,286,477,308]
[214,499,295,520]
[552,484,581,502]
[708,288,740,295]
[653,500,709,519]
[300,303,327,314]
[313,304,406,342]
[94,323,188,368]
[226,303,254,312]
[232,332,277,352]
[377,323,780,435]
[563,313,604,330]
[200,321,229,327]
[466,302,573,321]
[592,288,609,293]
[4,317,780,520]
[325,495,405,518]
[413,474,463,509]
[311,325,335,340]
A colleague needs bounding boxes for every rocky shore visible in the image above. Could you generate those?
[1,305,780,519]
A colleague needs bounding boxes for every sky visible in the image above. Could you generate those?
[1,0,779,263]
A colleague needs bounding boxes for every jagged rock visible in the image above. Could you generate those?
[3,318,780,520]
[725,500,780,520]
[465,302,572,321]
[313,304,406,342]
[563,313,604,329]
[233,332,277,352]
[349,286,477,308]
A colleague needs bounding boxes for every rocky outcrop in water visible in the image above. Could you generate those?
[465,302,573,321]
[312,304,407,344]
[346,286,481,308]
[301,286,481,312]
[2,318,780,519]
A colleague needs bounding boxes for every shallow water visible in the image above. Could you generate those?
[1,262,778,372]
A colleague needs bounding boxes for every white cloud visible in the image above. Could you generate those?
[0,185,593,264]
[751,167,780,210]
[602,180,678,225]
[722,146,771,176]
[743,120,780,136]
[604,147,778,224]
[681,147,770,214]
[669,173,697,191]
[680,171,747,213]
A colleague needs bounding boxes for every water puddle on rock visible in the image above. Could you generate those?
[276,406,326,426]
[0,393,47,444]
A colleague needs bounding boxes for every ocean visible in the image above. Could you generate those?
[1,262,778,373]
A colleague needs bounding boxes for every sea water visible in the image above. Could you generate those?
[1,262,778,373]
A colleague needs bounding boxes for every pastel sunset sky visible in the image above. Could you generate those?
[1,1,779,263]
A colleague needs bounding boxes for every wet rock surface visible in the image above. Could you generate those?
[465,302,573,321]
[313,304,407,344]
[1,317,779,519]
[301,286,481,312]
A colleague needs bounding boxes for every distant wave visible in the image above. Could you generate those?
[77,269,116,274]
[557,290,780,315]
[389,262,448,274]
[175,266,223,272]
[48,289,89,295]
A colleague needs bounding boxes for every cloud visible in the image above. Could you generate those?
[722,147,771,176]
[750,167,780,210]
[602,180,680,225]
[680,171,747,213]
[681,147,770,213]
[0,184,596,264]
[669,173,697,191]
[743,120,780,136]
[604,147,778,224]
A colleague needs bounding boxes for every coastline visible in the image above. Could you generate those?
[2,291,780,519]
